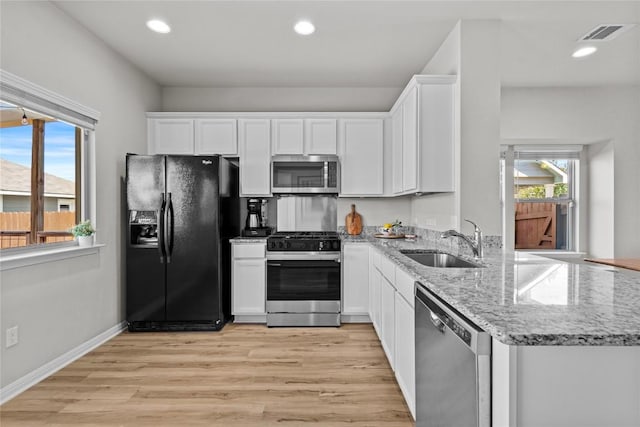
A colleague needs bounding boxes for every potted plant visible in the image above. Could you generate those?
[70,220,95,247]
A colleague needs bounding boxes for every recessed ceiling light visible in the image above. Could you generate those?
[294,20,315,36]
[572,46,597,58]
[146,19,171,34]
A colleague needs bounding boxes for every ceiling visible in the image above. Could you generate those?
[52,1,640,89]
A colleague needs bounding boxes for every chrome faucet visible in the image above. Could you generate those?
[440,219,483,259]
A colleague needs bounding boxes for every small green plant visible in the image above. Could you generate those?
[70,220,95,237]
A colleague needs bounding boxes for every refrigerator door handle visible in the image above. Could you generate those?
[158,193,167,263]
[166,192,174,263]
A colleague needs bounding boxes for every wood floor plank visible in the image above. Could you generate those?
[1,324,413,426]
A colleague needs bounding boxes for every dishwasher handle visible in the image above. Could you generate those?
[429,310,446,333]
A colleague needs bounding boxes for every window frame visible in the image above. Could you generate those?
[0,69,99,256]
[501,144,584,254]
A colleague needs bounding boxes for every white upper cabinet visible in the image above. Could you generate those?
[338,118,384,196]
[272,119,304,154]
[389,75,456,194]
[418,82,455,192]
[238,119,271,197]
[391,108,403,194]
[401,87,418,192]
[305,119,337,155]
[194,118,237,155]
[271,118,337,155]
[148,118,194,154]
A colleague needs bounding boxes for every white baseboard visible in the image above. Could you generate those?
[0,321,126,405]
[341,314,372,323]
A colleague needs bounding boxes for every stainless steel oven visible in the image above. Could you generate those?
[266,231,341,327]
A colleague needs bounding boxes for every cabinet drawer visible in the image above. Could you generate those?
[394,267,415,309]
[380,255,395,282]
[233,243,265,259]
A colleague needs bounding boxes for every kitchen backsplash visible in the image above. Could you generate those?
[338,225,503,258]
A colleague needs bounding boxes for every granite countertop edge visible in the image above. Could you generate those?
[230,237,268,243]
[342,233,640,347]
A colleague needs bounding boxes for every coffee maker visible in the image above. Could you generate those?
[242,199,271,237]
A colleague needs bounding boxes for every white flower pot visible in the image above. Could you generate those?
[78,235,94,247]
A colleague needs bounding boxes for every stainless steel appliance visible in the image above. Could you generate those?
[125,155,240,331]
[415,281,491,427]
[242,198,271,237]
[271,155,339,194]
[266,231,341,326]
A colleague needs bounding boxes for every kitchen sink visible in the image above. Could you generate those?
[399,249,483,268]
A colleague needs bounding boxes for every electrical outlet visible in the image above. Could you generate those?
[6,326,18,348]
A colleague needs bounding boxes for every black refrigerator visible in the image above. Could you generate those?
[125,154,240,331]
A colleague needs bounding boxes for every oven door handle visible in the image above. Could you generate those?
[267,262,282,267]
[266,253,341,261]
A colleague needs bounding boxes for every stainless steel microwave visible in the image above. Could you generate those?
[271,155,340,194]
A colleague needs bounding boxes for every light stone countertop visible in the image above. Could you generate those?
[343,233,640,346]
[230,237,268,244]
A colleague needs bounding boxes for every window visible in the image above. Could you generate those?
[0,102,81,248]
[0,69,99,252]
[501,145,582,252]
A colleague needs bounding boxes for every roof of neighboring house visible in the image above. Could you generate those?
[0,158,74,197]
[514,160,567,184]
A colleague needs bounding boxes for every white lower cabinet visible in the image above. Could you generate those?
[369,248,382,334]
[380,276,396,367]
[367,244,416,420]
[342,243,370,318]
[231,242,266,321]
[394,292,416,418]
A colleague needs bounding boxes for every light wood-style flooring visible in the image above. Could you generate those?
[1,323,414,426]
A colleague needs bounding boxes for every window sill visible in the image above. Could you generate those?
[0,244,105,271]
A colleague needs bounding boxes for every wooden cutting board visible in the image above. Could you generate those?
[584,258,640,272]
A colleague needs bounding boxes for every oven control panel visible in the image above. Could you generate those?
[267,238,341,252]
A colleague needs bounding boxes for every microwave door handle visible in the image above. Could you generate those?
[324,161,329,189]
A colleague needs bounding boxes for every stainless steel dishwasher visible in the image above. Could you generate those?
[415,282,491,427]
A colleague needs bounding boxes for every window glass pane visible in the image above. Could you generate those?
[0,121,33,248]
[43,121,76,244]
[514,158,570,200]
[0,101,79,249]
[513,157,573,251]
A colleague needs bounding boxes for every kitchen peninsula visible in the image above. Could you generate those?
[343,232,640,427]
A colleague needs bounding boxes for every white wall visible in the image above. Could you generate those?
[162,86,401,112]
[0,1,161,389]
[501,87,640,258]
[412,20,502,236]
[587,141,615,258]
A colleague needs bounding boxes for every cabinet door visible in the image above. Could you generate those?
[391,108,403,194]
[305,119,337,155]
[238,119,271,197]
[339,119,384,196]
[380,277,396,368]
[342,244,370,316]
[369,250,382,335]
[394,292,416,418]
[419,83,455,192]
[402,87,418,192]
[272,119,304,154]
[232,258,266,315]
[148,118,194,154]
[194,118,237,155]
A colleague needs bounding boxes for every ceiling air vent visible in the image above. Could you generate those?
[579,24,635,42]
